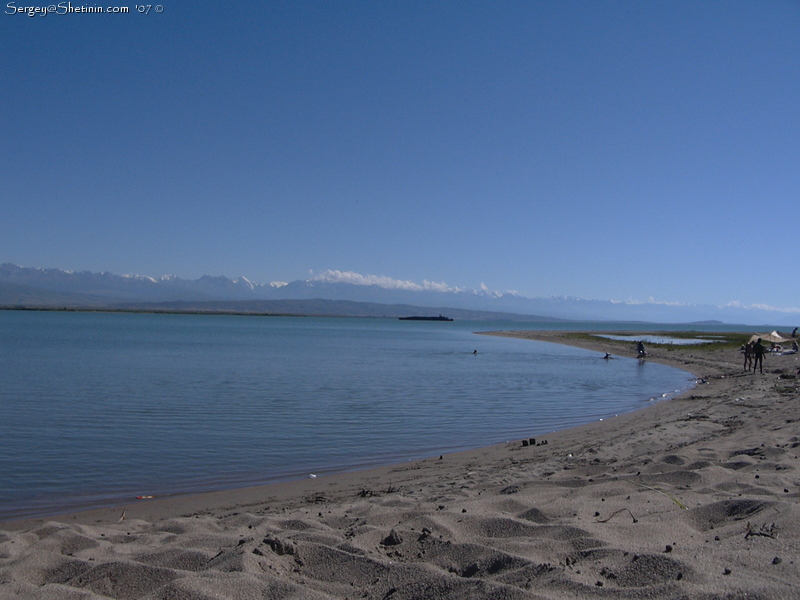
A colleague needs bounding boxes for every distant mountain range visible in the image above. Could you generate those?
[0,263,796,326]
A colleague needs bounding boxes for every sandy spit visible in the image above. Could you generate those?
[2,330,799,600]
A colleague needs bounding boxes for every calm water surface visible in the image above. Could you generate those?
[0,311,695,521]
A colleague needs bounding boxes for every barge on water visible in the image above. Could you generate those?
[398,315,454,321]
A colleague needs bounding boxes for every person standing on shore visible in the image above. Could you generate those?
[752,338,766,374]
[742,342,753,371]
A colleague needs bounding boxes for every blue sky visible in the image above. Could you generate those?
[2,1,799,310]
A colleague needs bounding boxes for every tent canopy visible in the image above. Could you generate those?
[749,331,791,344]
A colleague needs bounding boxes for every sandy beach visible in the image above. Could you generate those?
[2,330,799,599]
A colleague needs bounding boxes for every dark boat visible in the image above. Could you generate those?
[398,314,453,321]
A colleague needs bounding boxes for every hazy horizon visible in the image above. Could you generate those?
[3,261,799,327]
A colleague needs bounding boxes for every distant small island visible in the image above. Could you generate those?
[398,315,453,321]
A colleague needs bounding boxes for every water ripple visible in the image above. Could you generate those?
[0,312,693,520]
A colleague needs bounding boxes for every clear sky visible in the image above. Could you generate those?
[2,1,799,310]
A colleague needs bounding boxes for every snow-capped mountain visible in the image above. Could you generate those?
[0,263,796,326]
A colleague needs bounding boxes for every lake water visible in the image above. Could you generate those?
[594,334,722,345]
[0,311,697,521]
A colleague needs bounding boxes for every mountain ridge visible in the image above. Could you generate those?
[1,263,796,325]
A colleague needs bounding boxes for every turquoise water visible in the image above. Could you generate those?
[0,311,696,521]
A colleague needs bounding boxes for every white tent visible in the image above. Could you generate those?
[748,331,791,344]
